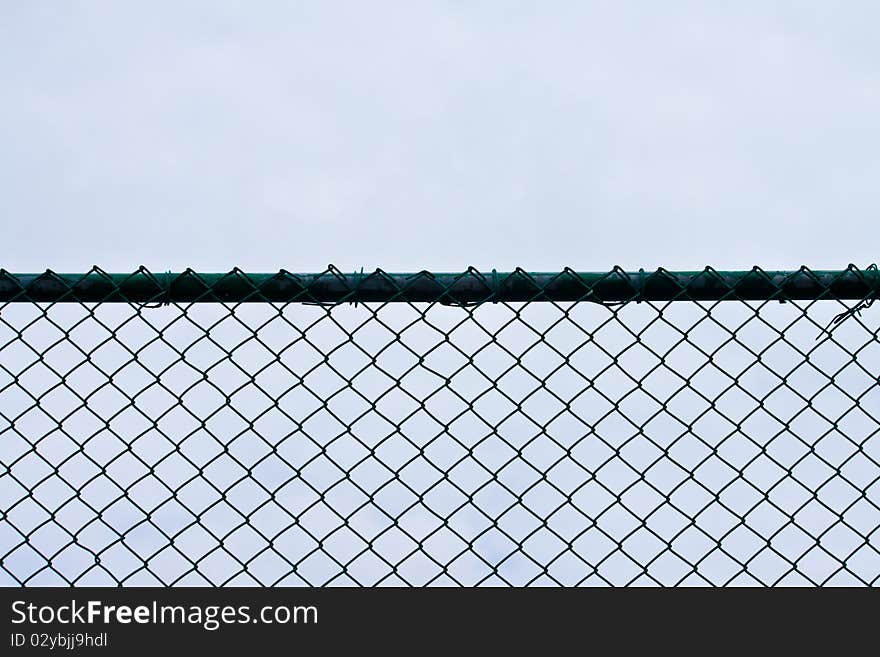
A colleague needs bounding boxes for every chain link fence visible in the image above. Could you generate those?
[1,267,879,586]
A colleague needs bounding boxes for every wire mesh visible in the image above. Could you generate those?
[1,267,879,586]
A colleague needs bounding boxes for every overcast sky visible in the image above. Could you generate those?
[4,3,880,586]
[3,2,880,273]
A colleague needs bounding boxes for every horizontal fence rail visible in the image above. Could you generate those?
[1,267,879,586]
[3,266,880,304]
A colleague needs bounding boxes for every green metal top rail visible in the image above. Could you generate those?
[0,267,878,304]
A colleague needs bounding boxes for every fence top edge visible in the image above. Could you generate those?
[0,267,878,304]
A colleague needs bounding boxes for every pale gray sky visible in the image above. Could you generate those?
[3,2,880,273]
[2,3,880,587]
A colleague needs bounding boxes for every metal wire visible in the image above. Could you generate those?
[1,266,879,586]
